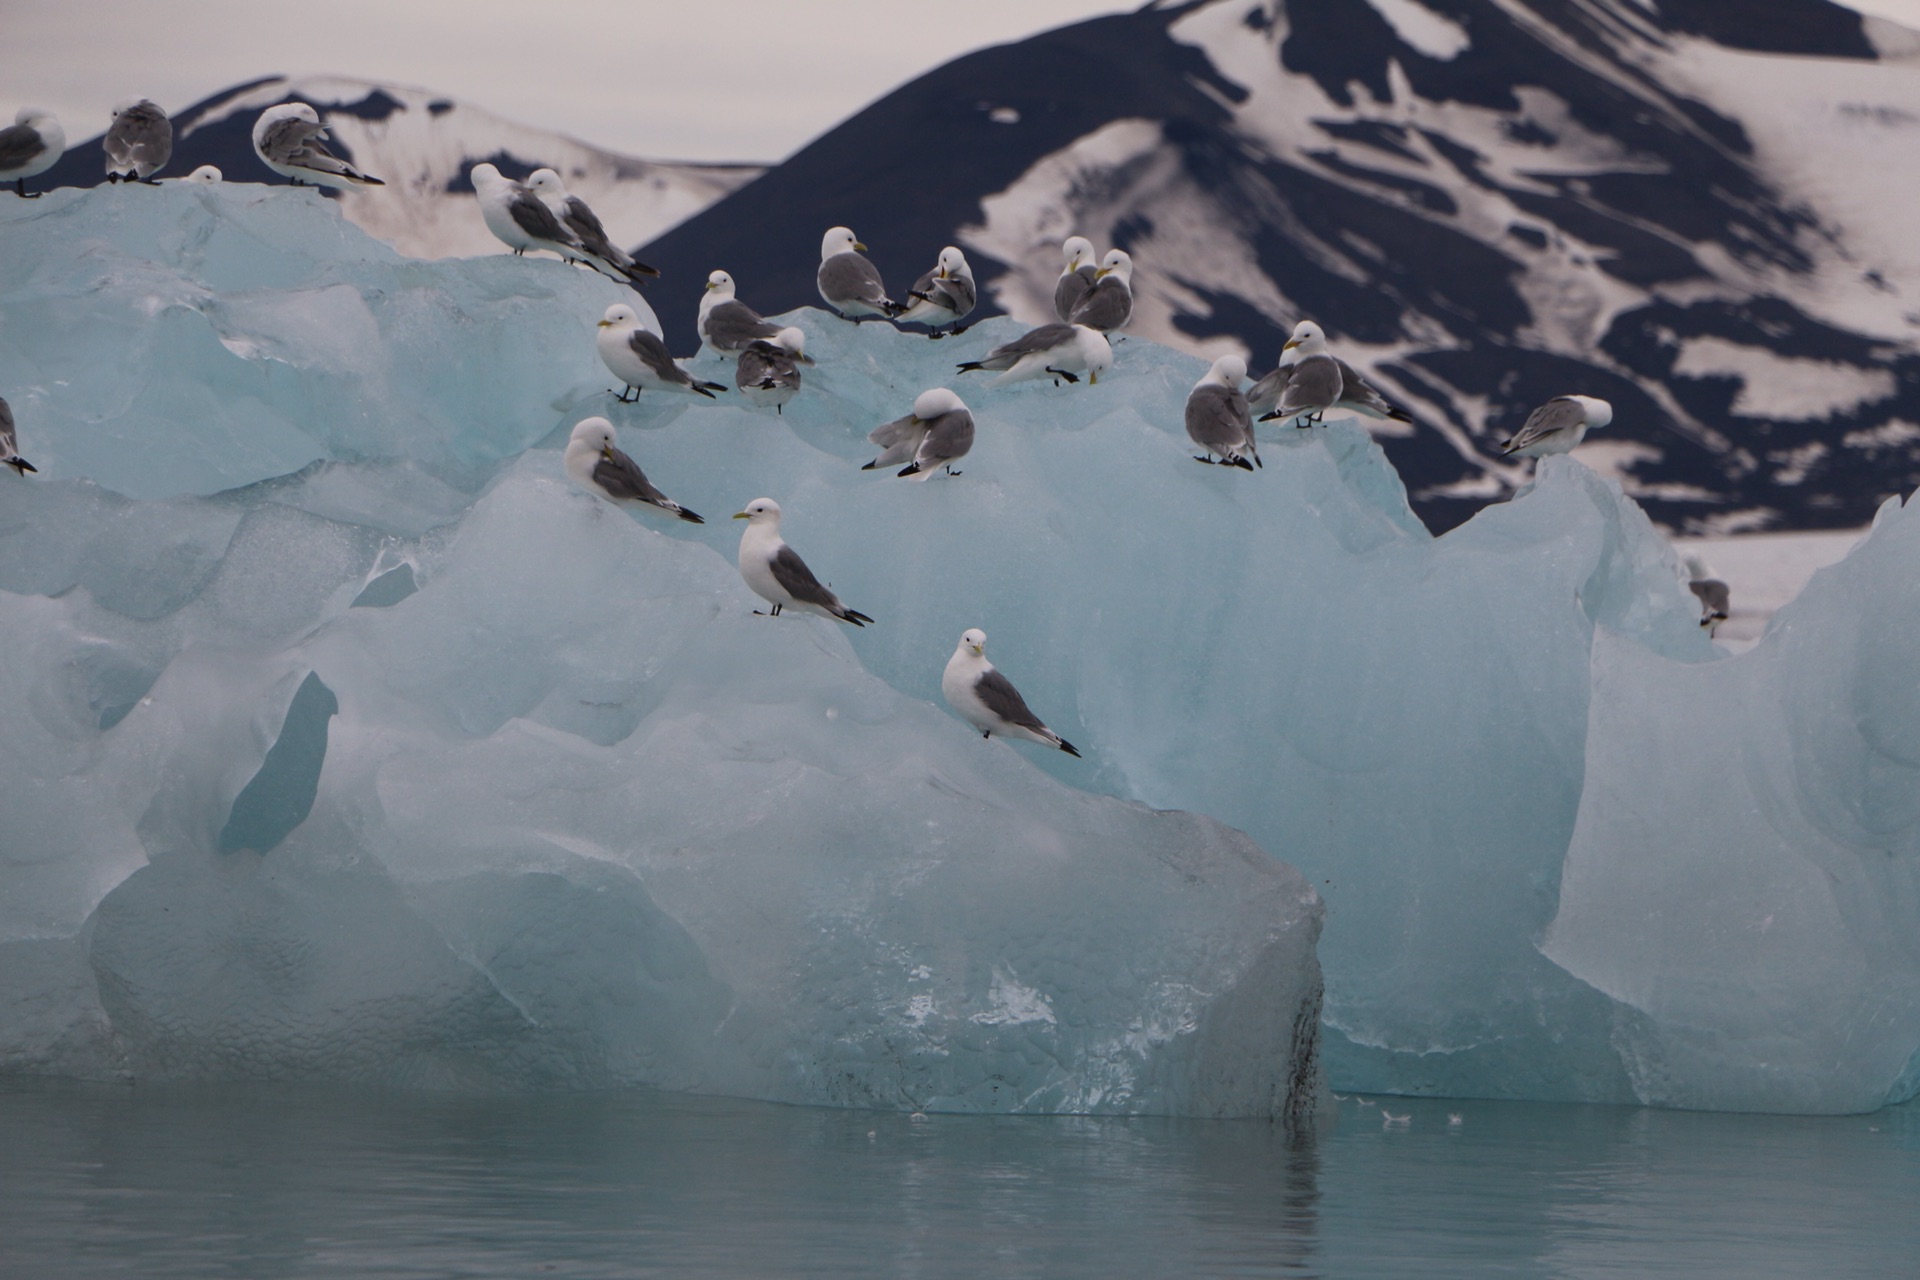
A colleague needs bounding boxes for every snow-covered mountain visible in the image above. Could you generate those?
[37,75,761,264]
[638,0,1920,533]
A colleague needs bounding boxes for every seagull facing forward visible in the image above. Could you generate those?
[942,629,1080,757]
[733,498,873,625]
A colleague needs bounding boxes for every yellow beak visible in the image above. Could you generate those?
[854,240,868,252]
[1282,338,1301,350]
[1094,268,1110,280]
[732,512,751,520]
[597,319,613,328]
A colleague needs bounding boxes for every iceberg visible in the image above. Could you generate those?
[1,184,1916,1115]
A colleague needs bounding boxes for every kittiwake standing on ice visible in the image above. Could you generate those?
[252,104,383,189]
[942,629,1080,757]
[1067,249,1133,334]
[732,498,873,625]
[597,303,727,401]
[1498,395,1612,458]
[863,388,974,479]
[1250,321,1412,427]
[471,162,584,260]
[564,418,703,523]
[817,226,904,321]
[526,168,660,282]
[1186,354,1258,470]
[0,109,65,197]
[699,270,784,354]
[897,246,977,337]
[956,323,1111,388]
[1053,236,1099,322]
[103,99,171,183]
[1,396,37,475]
[736,327,812,412]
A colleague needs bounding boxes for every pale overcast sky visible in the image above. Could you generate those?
[7,0,1920,163]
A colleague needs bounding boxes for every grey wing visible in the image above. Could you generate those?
[866,412,926,466]
[768,544,844,612]
[1068,280,1131,331]
[112,107,172,171]
[0,396,14,452]
[937,274,977,317]
[627,328,693,386]
[975,668,1050,734]
[910,266,938,296]
[738,344,799,390]
[706,301,781,349]
[1054,266,1095,322]
[1333,359,1401,417]
[591,448,668,505]
[818,252,889,306]
[0,123,43,169]
[562,195,624,260]
[991,322,1075,363]
[1277,355,1343,418]
[1246,365,1294,414]
[1186,385,1252,450]
[1506,397,1587,451]
[257,116,311,161]
[509,191,575,245]
[916,409,974,465]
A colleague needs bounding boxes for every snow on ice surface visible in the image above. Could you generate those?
[1,185,1916,1115]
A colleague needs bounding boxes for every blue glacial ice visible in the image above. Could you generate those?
[1,184,1916,1115]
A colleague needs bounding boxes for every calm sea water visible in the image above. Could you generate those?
[2,1082,1915,1279]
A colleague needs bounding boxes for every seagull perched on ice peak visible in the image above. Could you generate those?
[1068,249,1134,335]
[817,226,904,321]
[1054,236,1099,322]
[471,162,584,260]
[181,164,222,184]
[526,167,660,283]
[863,388,974,479]
[699,270,784,355]
[596,303,727,402]
[942,629,1081,757]
[1251,320,1412,428]
[1186,354,1258,470]
[736,327,812,412]
[956,323,1111,388]
[563,418,703,523]
[1498,395,1613,458]
[252,103,383,189]
[103,99,172,183]
[896,246,977,337]
[0,108,65,198]
[732,499,873,625]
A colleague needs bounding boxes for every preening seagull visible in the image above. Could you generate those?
[0,108,65,198]
[817,226,903,321]
[563,417,703,523]
[942,629,1080,757]
[1250,321,1412,427]
[526,168,660,283]
[251,103,383,189]
[1053,236,1099,323]
[181,164,222,184]
[736,327,812,412]
[471,162,585,259]
[1498,395,1612,458]
[1186,354,1258,470]
[1,396,38,475]
[896,246,977,336]
[1067,249,1133,334]
[1688,576,1731,632]
[596,303,727,401]
[956,323,1111,388]
[103,99,172,183]
[699,270,784,354]
[863,388,974,479]
[732,498,873,625]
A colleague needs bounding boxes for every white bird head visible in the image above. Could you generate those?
[16,107,56,128]
[469,162,508,191]
[935,246,970,279]
[183,165,222,184]
[774,327,811,360]
[1062,236,1095,271]
[1205,353,1248,388]
[1092,249,1132,284]
[706,269,735,295]
[1074,325,1114,385]
[913,388,964,419]
[958,628,987,658]
[821,226,864,259]
[526,168,565,196]
[1568,395,1614,428]
[732,497,783,524]
[110,98,139,119]
[1282,320,1327,355]
[569,417,618,453]
[598,303,641,330]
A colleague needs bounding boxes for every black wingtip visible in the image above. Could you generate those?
[1388,407,1414,423]
[896,463,921,478]
[678,508,705,524]
[842,609,875,627]
[860,459,882,471]
[956,362,984,373]
[628,261,663,280]
[1257,410,1281,423]
[882,300,907,317]
[6,458,36,476]
[1234,455,1255,472]
[1058,740,1082,758]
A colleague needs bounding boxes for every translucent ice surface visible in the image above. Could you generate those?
[1,185,1915,1115]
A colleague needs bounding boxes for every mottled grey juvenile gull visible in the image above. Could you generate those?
[732,498,873,625]
[564,417,703,523]
[942,629,1080,756]
[736,327,812,412]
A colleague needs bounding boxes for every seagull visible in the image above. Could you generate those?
[863,388,974,479]
[1688,576,1731,632]
[1186,354,1258,470]
[699,270,784,355]
[471,162,588,260]
[1053,236,1099,323]
[596,303,727,401]
[1447,1113,1464,1127]
[896,246,977,337]
[732,498,873,625]
[817,226,904,321]
[1,396,37,475]
[0,108,64,198]
[251,103,383,189]
[1250,321,1413,428]
[1067,249,1133,334]
[942,629,1081,757]
[526,167,660,283]
[563,418,703,523]
[103,99,171,183]
[181,164,222,184]
[1498,395,1613,458]
[1382,1111,1411,1128]
[956,323,1111,388]
[736,327,812,412]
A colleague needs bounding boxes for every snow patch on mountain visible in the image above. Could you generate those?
[1671,337,1897,419]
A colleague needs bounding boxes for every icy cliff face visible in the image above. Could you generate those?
[2,185,1917,1115]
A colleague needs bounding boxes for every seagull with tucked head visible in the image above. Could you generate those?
[736,327,812,412]
[863,388,974,479]
[1498,395,1613,458]
[1186,354,1258,470]
[0,108,65,198]
[252,103,383,189]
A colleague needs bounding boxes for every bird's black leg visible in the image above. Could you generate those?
[945,465,961,476]
[16,178,41,198]
[771,603,783,616]
[141,176,161,186]
[981,730,991,740]
[106,173,120,184]
[1044,367,1080,384]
